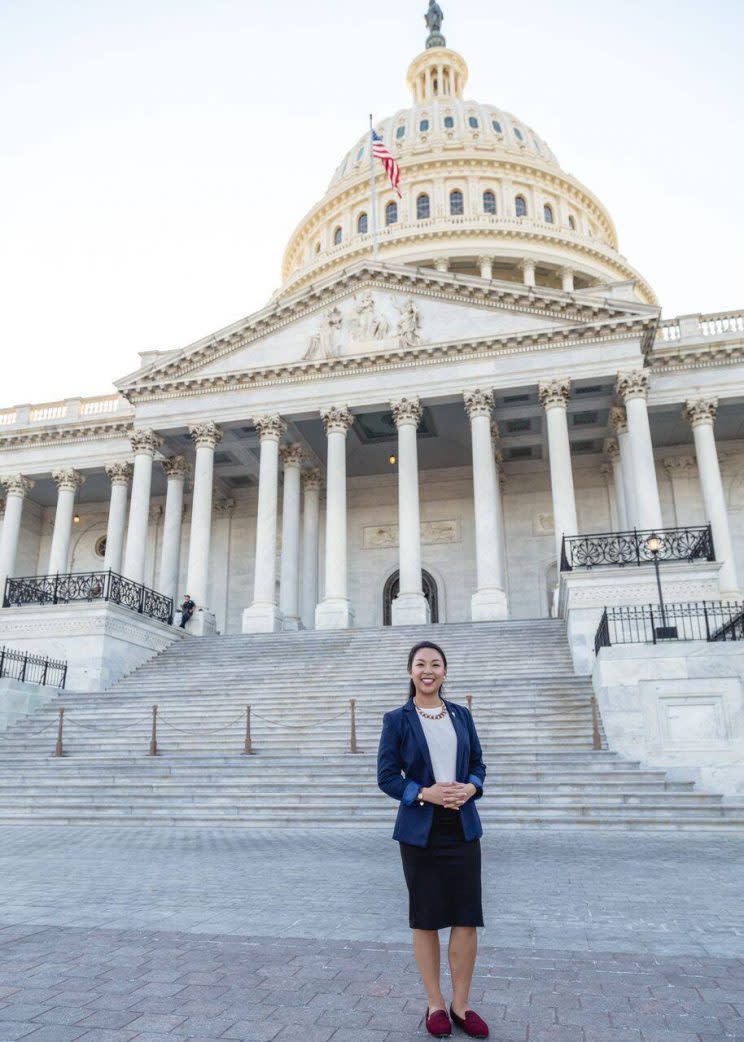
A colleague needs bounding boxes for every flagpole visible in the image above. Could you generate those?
[369,114,378,260]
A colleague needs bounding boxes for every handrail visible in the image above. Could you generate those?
[561,524,714,571]
[595,600,744,650]
[3,570,173,625]
[0,645,67,688]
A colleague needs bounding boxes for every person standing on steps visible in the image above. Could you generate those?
[377,641,489,1039]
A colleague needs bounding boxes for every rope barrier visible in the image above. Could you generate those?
[157,710,248,735]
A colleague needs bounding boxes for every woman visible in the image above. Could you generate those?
[377,640,489,1039]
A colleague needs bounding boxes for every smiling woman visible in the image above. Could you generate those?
[376,641,489,1038]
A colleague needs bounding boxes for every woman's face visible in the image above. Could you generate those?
[409,647,446,698]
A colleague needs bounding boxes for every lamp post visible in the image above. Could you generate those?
[645,532,678,640]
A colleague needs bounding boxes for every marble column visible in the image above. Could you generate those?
[122,430,162,585]
[464,389,508,620]
[185,422,222,632]
[48,469,85,575]
[278,444,304,631]
[684,398,740,597]
[0,475,34,596]
[434,256,449,273]
[391,396,429,626]
[610,406,637,529]
[538,378,578,563]
[662,456,698,527]
[316,406,355,630]
[159,455,189,610]
[478,255,493,280]
[103,462,132,574]
[616,370,662,531]
[521,258,536,287]
[301,468,321,630]
[560,267,575,293]
[493,425,509,596]
[243,415,286,633]
[603,439,628,529]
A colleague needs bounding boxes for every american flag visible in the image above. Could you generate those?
[371,129,402,198]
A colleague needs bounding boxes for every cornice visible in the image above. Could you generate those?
[649,341,744,374]
[0,420,133,452]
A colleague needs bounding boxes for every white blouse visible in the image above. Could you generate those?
[416,705,457,783]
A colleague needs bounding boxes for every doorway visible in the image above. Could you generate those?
[383,569,439,625]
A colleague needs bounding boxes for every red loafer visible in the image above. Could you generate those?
[425,1006,452,1037]
[450,1003,489,1038]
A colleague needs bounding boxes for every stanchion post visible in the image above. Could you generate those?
[243,704,254,755]
[149,704,158,756]
[349,698,357,753]
[54,706,65,757]
[466,694,473,715]
[591,695,601,749]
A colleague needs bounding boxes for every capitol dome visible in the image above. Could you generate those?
[280,26,655,304]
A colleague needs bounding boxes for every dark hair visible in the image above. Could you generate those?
[407,641,448,699]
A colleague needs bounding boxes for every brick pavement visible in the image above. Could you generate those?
[0,826,742,1041]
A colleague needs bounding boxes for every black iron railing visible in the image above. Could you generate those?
[0,645,67,688]
[3,570,173,625]
[594,600,744,654]
[561,524,714,571]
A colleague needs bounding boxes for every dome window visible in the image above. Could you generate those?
[315,241,321,253]
[515,195,527,218]
[532,138,541,153]
[492,119,503,133]
[468,116,479,129]
[385,201,398,226]
[443,115,455,129]
[333,226,343,245]
[357,212,368,234]
[449,190,464,216]
[419,119,430,132]
[416,193,430,220]
[513,127,524,141]
[396,125,406,139]
[568,215,576,230]
[483,190,496,215]
[543,204,554,224]
[356,146,365,162]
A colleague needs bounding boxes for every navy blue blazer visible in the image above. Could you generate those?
[377,697,486,848]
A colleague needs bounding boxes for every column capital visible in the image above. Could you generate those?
[253,414,287,441]
[52,468,85,493]
[0,474,34,498]
[615,369,650,402]
[463,388,494,420]
[490,420,500,442]
[609,405,628,434]
[390,396,423,428]
[320,405,353,435]
[538,378,571,410]
[477,255,494,267]
[683,397,718,428]
[520,257,536,273]
[663,455,697,476]
[603,438,620,462]
[302,467,322,491]
[600,462,613,484]
[130,429,163,456]
[189,421,223,450]
[105,461,133,486]
[214,498,236,517]
[279,444,304,468]
[161,455,190,480]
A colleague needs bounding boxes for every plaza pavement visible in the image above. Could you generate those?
[0,825,742,1042]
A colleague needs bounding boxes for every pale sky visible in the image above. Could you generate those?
[1,0,742,407]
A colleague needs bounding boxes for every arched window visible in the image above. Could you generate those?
[419,118,430,132]
[396,125,406,139]
[543,204,554,224]
[443,115,455,129]
[449,190,464,216]
[492,119,502,133]
[357,212,368,234]
[333,226,343,245]
[416,193,430,219]
[568,215,576,230]
[468,116,479,128]
[385,201,398,225]
[315,241,321,253]
[513,127,524,141]
[483,190,496,214]
[515,195,527,218]
[355,146,365,162]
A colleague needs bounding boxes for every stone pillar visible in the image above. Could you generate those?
[538,378,578,563]
[610,406,637,529]
[493,426,509,597]
[184,422,222,632]
[316,406,355,630]
[103,462,132,574]
[301,468,321,630]
[48,469,85,575]
[159,455,189,611]
[391,396,429,626]
[0,475,34,596]
[560,267,575,293]
[616,370,662,531]
[684,398,741,597]
[662,456,698,527]
[279,444,303,631]
[521,258,536,287]
[478,255,493,280]
[464,389,508,620]
[603,439,628,529]
[434,256,449,273]
[243,415,286,633]
[122,430,162,585]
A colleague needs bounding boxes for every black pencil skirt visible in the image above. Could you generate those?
[398,804,484,930]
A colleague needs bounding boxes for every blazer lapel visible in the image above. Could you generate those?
[443,698,468,780]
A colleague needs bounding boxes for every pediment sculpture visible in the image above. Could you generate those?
[350,292,390,342]
[303,306,343,360]
[395,297,422,347]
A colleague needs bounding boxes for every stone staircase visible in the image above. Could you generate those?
[0,619,742,829]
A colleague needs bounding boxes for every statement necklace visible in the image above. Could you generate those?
[414,698,447,720]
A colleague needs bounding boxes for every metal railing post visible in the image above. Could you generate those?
[19,652,27,683]
[703,601,711,641]
[60,663,67,690]
[650,605,657,644]
[349,698,357,753]
[53,573,59,605]
[243,705,254,755]
[149,704,158,755]
[466,694,473,716]
[591,695,601,750]
[41,657,49,686]
[0,646,5,680]
[54,706,65,757]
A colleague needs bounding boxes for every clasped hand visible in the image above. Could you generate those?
[427,781,475,809]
